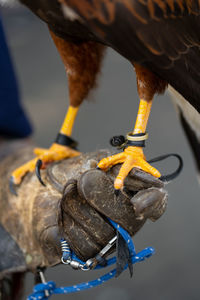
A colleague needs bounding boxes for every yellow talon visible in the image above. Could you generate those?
[98,93,162,190]
[98,146,161,190]
[11,143,80,185]
[11,105,80,187]
[12,158,38,185]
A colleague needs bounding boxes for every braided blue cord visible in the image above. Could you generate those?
[28,219,155,300]
[108,219,136,256]
[65,219,137,268]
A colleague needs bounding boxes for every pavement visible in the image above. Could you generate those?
[1,4,200,300]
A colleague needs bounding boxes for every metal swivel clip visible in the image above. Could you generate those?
[60,235,117,272]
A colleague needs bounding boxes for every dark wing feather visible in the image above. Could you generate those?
[64,0,200,111]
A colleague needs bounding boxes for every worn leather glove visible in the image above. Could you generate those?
[37,150,167,266]
[0,148,167,275]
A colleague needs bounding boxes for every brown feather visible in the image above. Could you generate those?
[50,29,105,107]
[134,63,167,101]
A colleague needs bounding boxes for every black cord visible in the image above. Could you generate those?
[148,153,183,182]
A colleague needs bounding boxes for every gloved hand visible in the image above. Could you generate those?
[40,150,167,264]
[0,148,167,274]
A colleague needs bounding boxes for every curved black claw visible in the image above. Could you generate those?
[35,159,46,186]
[9,176,18,196]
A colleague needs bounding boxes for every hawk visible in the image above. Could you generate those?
[6,0,200,190]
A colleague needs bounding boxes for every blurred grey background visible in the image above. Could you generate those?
[1,4,200,300]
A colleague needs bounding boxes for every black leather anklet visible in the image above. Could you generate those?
[126,132,148,148]
[110,132,148,149]
[55,133,78,149]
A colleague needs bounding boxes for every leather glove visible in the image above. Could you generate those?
[0,148,167,275]
[41,150,167,265]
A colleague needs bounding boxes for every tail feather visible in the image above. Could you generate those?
[179,111,200,172]
[169,86,200,176]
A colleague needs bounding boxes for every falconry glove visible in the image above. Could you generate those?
[0,147,167,277]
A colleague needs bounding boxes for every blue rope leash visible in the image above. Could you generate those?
[28,220,155,300]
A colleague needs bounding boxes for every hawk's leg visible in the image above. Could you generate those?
[11,32,105,186]
[98,64,167,190]
[11,105,80,185]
